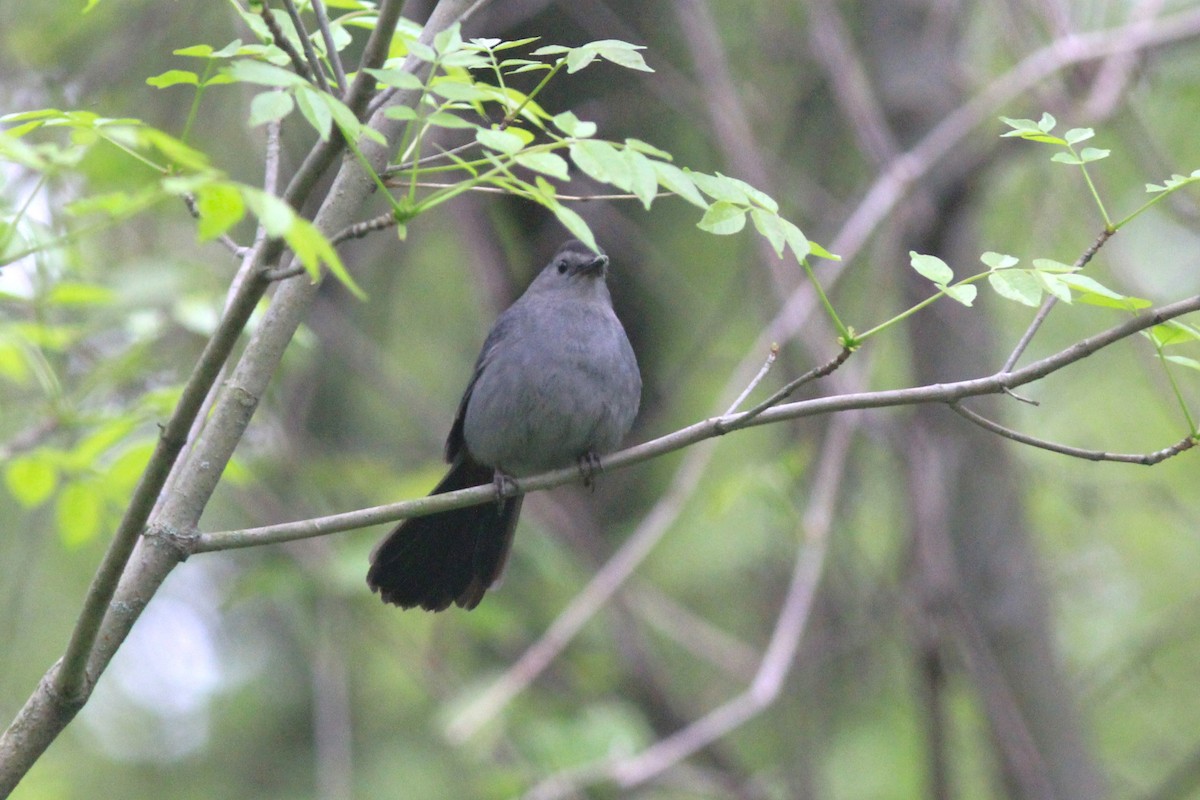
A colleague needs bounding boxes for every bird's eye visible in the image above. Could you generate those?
[556,260,568,274]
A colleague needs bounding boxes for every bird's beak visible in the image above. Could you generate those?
[582,253,609,276]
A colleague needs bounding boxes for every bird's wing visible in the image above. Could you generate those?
[443,311,514,463]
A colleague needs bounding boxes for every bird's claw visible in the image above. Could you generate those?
[493,471,518,502]
[578,452,603,490]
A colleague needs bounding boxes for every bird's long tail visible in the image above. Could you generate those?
[366,456,521,611]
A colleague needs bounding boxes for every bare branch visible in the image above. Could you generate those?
[717,346,852,433]
[280,0,333,94]
[197,292,1200,551]
[1001,228,1115,373]
[525,413,855,798]
[261,3,314,83]
[830,7,1200,262]
[723,343,779,415]
[312,0,348,96]
[950,402,1195,464]
[263,211,399,282]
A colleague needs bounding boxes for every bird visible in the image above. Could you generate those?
[366,239,642,611]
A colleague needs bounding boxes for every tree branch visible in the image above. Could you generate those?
[525,412,854,799]
[261,3,314,83]
[280,0,333,94]
[0,0,467,794]
[198,292,1200,550]
[949,401,1195,464]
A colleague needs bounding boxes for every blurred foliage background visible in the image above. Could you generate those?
[4,1,1200,799]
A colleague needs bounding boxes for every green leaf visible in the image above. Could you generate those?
[69,417,137,468]
[569,140,631,190]
[1037,112,1057,132]
[476,127,527,155]
[807,240,839,261]
[249,90,295,126]
[146,70,200,88]
[224,59,307,88]
[64,190,149,218]
[988,270,1042,307]
[1064,128,1094,144]
[624,137,671,160]
[287,216,365,299]
[406,40,437,63]
[1079,147,1110,163]
[981,251,1018,270]
[425,111,477,129]
[105,441,155,497]
[244,189,295,238]
[5,454,57,507]
[364,68,424,90]
[483,36,541,51]
[551,111,596,138]
[141,128,210,171]
[515,151,570,181]
[56,480,105,547]
[545,200,598,254]
[1036,271,1073,304]
[195,182,247,240]
[909,252,953,285]
[565,47,599,74]
[778,217,811,261]
[430,79,490,102]
[697,201,746,235]
[45,282,116,306]
[1030,258,1076,273]
[1051,152,1083,165]
[433,22,464,55]
[592,40,653,72]
[942,283,977,306]
[321,92,383,145]
[1165,355,1200,372]
[295,87,333,140]
[212,40,245,58]
[174,44,215,58]
[725,174,777,212]
[622,149,658,209]
[751,208,785,256]
[687,170,750,204]
[1147,320,1200,347]
[652,161,706,208]
[384,105,419,121]
[1060,274,1150,309]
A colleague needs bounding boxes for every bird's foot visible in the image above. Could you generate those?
[577,451,603,490]
[492,470,519,502]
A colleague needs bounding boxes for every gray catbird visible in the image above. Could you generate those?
[367,239,642,611]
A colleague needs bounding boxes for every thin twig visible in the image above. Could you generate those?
[281,0,333,94]
[949,401,1195,464]
[182,193,246,258]
[1002,296,1059,375]
[312,0,348,96]
[723,344,779,415]
[829,8,1200,263]
[262,211,398,281]
[716,346,853,434]
[526,414,855,799]
[261,3,313,82]
[1000,228,1116,374]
